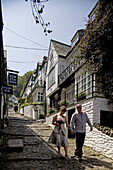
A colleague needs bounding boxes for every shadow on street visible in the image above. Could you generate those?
[2,113,113,170]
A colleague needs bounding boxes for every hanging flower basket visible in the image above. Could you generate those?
[58,100,69,106]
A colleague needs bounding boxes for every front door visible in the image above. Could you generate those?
[68,108,75,138]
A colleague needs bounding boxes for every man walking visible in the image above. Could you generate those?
[70,104,93,162]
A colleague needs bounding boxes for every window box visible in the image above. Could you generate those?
[58,100,69,107]
[75,92,87,101]
[47,108,56,115]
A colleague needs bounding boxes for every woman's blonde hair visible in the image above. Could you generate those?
[60,106,66,112]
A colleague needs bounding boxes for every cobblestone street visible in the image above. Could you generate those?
[2,110,113,170]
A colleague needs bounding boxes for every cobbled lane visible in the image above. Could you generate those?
[2,111,113,170]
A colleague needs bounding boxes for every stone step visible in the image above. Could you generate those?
[7,138,24,152]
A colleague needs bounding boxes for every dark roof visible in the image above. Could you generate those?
[20,75,32,97]
[88,1,99,18]
[51,39,70,57]
[71,29,84,43]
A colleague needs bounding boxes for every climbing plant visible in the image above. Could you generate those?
[78,0,113,102]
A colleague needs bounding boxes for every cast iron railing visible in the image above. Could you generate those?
[59,61,77,85]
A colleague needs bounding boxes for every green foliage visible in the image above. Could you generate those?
[0,139,3,145]
[93,123,113,137]
[39,113,45,119]
[58,100,69,106]
[13,70,34,98]
[0,152,2,158]
[75,92,87,101]
[79,0,113,63]
[47,108,56,115]
[78,0,113,102]
[19,102,31,110]
[43,100,46,107]
[19,102,38,110]
[42,100,46,112]
[5,117,9,125]
[18,97,27,105]
[32,102,37,105]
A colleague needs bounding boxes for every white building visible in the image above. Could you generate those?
[46,39,70,110]
[20,56,47,119]
[31,57,47,116]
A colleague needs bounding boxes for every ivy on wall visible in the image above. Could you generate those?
[77,0,113,102]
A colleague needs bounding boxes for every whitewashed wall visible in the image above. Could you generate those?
[46,42,59,97]
[46,112,55,129]
[20,105,35,120]
[77,97,113,124]
[20,105,44,120]
[93,98,113,124]
[20,105,33,119]
[46,63,59,97]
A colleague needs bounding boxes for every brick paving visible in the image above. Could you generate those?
[1,110,113,170]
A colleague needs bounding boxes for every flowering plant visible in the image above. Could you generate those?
[75,92,87,101]
[58,100,69,106]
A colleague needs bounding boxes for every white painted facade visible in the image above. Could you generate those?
[32,87,43,103]
[20,57,47,119]
[21,76,33,98]
[46,42,59,97]
[46,40,70,112]
[31,59,47,116]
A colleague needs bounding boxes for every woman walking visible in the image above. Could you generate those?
[48,106,70,158]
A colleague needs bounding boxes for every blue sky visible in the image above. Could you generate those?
[2,0,98,76]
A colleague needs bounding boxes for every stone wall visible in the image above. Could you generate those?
[85,127,113,159]
[81,100,93,124]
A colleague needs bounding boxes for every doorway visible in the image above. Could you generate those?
[100,110,113,128]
